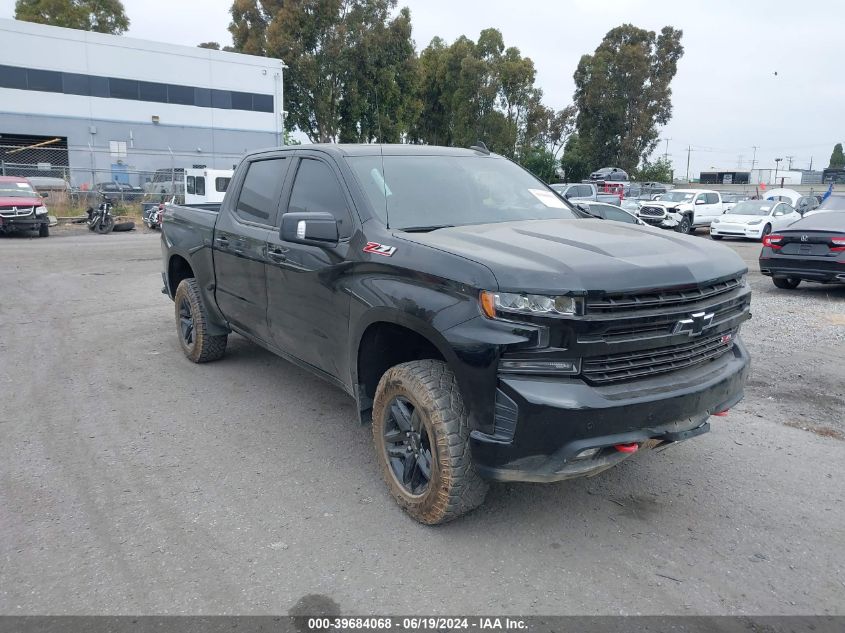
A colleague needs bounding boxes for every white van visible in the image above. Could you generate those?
[185,168,233,205]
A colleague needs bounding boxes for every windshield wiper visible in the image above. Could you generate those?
[399,225,455,233]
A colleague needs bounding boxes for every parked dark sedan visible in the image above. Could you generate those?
[759,203,845,289]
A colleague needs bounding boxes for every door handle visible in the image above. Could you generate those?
[215,235,229,246]
[267,247,287,263]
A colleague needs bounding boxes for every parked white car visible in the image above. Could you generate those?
[710,200,801,241]
[636,189,724,233]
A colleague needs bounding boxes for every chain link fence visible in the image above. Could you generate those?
[0,143,242,214]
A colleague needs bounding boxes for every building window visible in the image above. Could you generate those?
[62,72,90,96]
[109,141,127,159]
[27,69,62,92]
[231,91,252,111]
[109,78,139,100]
[139,81,168,103]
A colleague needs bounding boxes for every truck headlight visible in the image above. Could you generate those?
[35,206,48,215]
[480,291,582,318]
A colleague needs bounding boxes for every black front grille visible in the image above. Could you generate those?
[586,277,743,314]
[638,206,665,217]
[582,331,736,384]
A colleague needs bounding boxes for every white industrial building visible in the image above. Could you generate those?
[0,18,285,188]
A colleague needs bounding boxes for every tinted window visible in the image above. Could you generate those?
[186,176,195,195]
[604,207,638,223]
[62,72,90,95]
[235,158,289,226]
[195,176,206,196]
[168,84,194,105]
[216,177,231,192]
[28,69,62,92]
[253,93,274,113]
[211,90,232,109]
[139,81,167,102]
[109,78,139,100]
[195,88,212,107]
[0,65,27,89]
[231,91,253,111]
[705,193,720,204]
[89,76,110,97]
[288,159,354,238]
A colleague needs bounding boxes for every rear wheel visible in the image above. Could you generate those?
[372,359,488,525]
[773,276,801,290]
[173,278,228,362]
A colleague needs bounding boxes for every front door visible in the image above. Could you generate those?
[265,155,355,380]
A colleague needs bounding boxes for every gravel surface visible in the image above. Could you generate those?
[0,227,843,616]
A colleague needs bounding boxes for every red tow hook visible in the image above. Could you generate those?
[712,409,729,417]
[614,442,639,454]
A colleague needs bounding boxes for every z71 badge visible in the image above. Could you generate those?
[363,242,397,257]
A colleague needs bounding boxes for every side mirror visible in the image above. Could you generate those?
[281,211,339,246]
[695,199,706,205]
[41,192,49,198]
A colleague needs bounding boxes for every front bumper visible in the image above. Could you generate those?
[470,337,750,482]
[0,213,47,232]
[711,224,765,239]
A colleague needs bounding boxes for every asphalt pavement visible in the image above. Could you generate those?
[1,227,843,615]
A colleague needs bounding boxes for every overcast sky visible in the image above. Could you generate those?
[2,0,842,177]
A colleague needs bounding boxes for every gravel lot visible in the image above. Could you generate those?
[1,226,843,616]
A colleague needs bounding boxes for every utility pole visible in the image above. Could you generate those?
[774,157,783,185]
[663,138,671,161]
[786,155,794,170]
[685,146,692,182]
[809,156,813,171]
[750,146,758,172]
[737,154,744,169]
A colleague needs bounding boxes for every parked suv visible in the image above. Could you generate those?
[0,176,50,237]
[161,145,751,524]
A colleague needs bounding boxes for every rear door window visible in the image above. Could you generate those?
[234,158,290,226]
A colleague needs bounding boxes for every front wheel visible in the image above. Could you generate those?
[95,215,114,234]
[173,278,228,362]
[676,215,692,234]
[773,276,801,290]
[711,234,723,241]
[372,360,488,525]
[38,223,49,238]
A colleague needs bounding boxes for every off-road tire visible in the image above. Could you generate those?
[372,359,488,525]
[676,215,692,234]
[112,221,135,232]
[38,223,49,238]
[773,276,801,290]
[174,278,228,363]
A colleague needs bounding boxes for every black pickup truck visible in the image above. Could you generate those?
[160,144,751,524]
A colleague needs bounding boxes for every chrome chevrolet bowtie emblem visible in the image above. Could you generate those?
[674,311,715,336]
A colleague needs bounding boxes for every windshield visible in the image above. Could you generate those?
[346,155,578,229]
[818,195,845,211]
[726,201,773,216]
[660,191,695,202]
[0,182,37,197]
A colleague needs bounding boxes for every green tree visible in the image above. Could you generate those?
[410,29,549,160]
[521,146,557,183]
[198,41,221,49]
[635,156,673,182]
[572,24,683,173]
[829,143,845,168]
[15,0,129,34]
[230,0,418,144]
[558,134,590,183]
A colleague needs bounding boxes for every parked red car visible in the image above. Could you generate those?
[0,176,50,237]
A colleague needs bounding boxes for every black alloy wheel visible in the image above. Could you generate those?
[178,296,195,349]
[382,396,433,496]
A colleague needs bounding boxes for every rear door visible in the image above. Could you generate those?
[265,154,356,379]
[696,192,721,224]
[213,155,291,345]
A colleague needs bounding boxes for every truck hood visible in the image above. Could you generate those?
[399,219,747,294]
[0,196,41,207]
[645,200,692,210]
